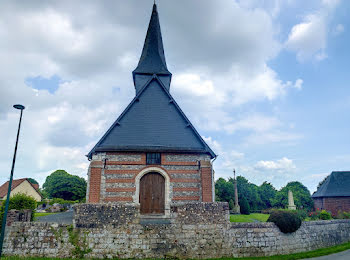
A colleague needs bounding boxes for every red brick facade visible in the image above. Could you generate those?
[87,152,214,204]
[313,197,350,214]
[200,161,213,202]
[88,167,102,203]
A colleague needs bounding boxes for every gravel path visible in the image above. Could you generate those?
[35,211,73,224]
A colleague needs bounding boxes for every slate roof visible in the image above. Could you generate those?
[133,4,171,76]
[312,171,350,198]
[0,178,41,198]
[88,4,215,159]
[88,76,216,159]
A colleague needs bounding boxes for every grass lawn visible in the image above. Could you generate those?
[2,241,350,259]
[230,213,270,223]
[34,212,57,218]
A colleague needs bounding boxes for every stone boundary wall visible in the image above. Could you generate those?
[6,209,32,226]
[74,202,229,228]
[4,219,350,258]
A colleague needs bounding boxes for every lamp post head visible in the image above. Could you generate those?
[13,104,25,110]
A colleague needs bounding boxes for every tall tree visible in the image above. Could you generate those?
[27,178,39,185]
[43,170,87,201]
[215,177,234,203]
[258,182,277,209]
[272,181,314,211]
[234,176,263,211]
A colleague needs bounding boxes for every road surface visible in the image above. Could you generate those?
[35,211,73,224]
[304,249,350,260]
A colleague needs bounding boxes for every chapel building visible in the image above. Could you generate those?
[312,171,350,214]
[86,4,216,215]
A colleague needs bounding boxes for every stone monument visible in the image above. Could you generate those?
[233,169,240,214]
[288,190,296,210]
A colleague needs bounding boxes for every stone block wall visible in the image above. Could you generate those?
[73,202,229,228]
[74,203,139,228]
[4,218,350,259]
[6,209,32,226]
[87,152,213,204]
[313,197,350,214]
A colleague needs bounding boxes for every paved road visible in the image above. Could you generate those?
[303,249,350,260]
[35,211,73,224]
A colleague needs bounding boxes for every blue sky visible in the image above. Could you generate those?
[0,0,349,193]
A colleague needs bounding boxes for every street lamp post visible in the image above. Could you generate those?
[0,104,25,257]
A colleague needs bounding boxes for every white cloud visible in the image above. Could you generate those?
[322,0,340,9]
[255,157,296,171]
[223,115,281,134]
[286,14,327,61]
[245,131,302,145]
[293,79,303,90]
[285,0,341,61]
[333,24,344,35]
[0,1,307,189]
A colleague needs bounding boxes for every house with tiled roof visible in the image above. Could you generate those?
[312,171,350,214]
[0,178,42,202]
[86,4,216,216]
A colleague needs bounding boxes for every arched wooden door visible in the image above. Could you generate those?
[139,172,165,214]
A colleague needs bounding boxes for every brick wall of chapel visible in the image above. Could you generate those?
[313,197,350,214]
[87,152,213,203]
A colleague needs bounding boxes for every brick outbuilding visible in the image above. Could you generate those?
[312,171,350,214]
[86,4,216,216]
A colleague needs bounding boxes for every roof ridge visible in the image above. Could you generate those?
[312,171,350,198]
[87,75,216,159]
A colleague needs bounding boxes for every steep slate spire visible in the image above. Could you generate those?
[133,3,172,94]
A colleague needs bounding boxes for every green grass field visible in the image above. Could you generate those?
[230,213,270,223]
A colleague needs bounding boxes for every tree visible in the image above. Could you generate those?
[27,178,39,185]
[258,182,277,209]
[215,178,234,203]
[43,170,87,201]
[240,197,250,215]
[215,176,266,211]
[272,181,314,211]
[234,176,263,211]
[229,199,235,210]
[317,175,329,189]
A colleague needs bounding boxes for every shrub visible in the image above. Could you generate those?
[319,210,332,220]
[7,193,37,211]
[308,210,320,220]
[296,209,308,220]
[336,211,350,219]
[267,209,302,233]
[240,197,250,215]
[343,212,350,219]
[0,193,37,229]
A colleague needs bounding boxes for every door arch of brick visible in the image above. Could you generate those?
[134,167,171,216]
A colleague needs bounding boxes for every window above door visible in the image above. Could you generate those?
[146,153,161,165]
